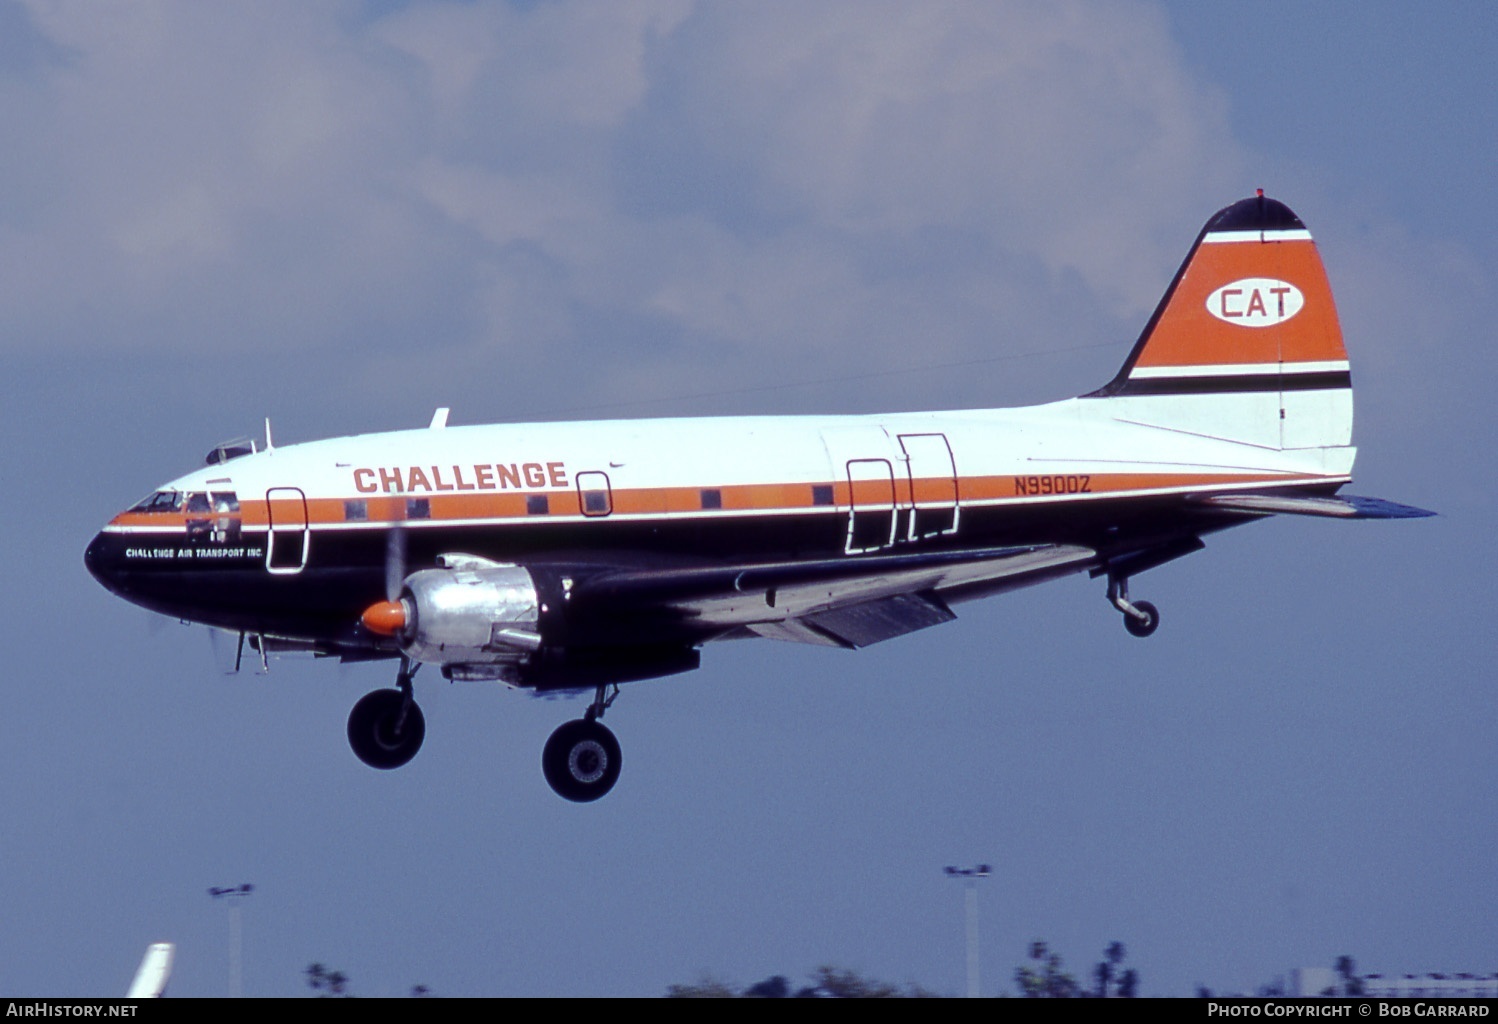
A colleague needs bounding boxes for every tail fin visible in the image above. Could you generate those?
[1087,194,1352,457]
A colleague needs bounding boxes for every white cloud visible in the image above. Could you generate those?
[1,0,1252,412]
[610,1,1240,303]
[378,0,693,132]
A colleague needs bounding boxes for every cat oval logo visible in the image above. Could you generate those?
[1207,278,1304,328]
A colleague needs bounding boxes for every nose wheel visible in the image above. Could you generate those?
[347,658,426,769]
[1107,575,1159,638]
[542,684,623,802]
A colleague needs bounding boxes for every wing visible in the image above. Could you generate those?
[568,543,1097,649]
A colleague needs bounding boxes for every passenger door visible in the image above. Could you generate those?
[265,487,309,574]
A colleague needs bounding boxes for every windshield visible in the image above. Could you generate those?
[127,490,240,516]
[129,491,183,514]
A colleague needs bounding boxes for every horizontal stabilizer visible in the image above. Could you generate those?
[1334,495,1437,518]
[1200,493,1435,519]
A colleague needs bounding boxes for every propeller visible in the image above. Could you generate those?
[385,522,407,602]
[205,625,240,675]
[361,521,410,638]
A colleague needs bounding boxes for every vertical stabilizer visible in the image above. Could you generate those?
[1087,195,1353,455]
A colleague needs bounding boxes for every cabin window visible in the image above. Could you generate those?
[405,498,431,520]
[344,499,368,521]
[184,492,214,541]
[527,494,549,515]
[811,484,834,507]
[184,491,242,544]
[699,489,722,510]
[575,471,613,517]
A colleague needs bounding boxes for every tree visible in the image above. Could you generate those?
[1016,941,1080,998]
[743,976,789,998]
[667,966,934,998]
[1018,940,1138,998]
[1092,941,1137,998]
[666,975,739,998]
[304,961,431,997]
[1335,956,1365,997]
[806,966,902,998]
[304,962,349,997]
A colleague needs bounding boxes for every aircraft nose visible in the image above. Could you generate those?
[84,531,119,592]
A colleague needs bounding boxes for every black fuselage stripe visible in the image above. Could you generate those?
[1116,371,1351,396]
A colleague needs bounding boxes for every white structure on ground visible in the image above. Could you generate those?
[1292,967,1498,998]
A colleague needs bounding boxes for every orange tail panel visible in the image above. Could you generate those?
[1088,195,1353,452]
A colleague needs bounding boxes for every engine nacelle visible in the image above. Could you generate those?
[397,565,542,667]
[373,561,701,689]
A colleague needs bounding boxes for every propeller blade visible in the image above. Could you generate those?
[385,525,407,602]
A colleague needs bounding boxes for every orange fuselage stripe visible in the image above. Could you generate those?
[109,471,1335,531]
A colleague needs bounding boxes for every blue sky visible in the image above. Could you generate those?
[2,0,1492,997]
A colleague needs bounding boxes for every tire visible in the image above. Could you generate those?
[347,689,426,769]
[542,719,622,802]
[1123,600,1160,638]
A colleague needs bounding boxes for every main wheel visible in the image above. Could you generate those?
[542,719,622,802]
[347,688,426,769]
[1123,600,1160,638]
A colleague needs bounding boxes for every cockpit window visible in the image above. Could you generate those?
[205,438,257,466]
[128,490,239,516]
[130,491,183,514]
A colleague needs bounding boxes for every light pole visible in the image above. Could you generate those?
[209,883,254,998]
[944,865,991,998]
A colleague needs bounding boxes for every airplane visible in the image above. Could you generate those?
[84,193,1432,802]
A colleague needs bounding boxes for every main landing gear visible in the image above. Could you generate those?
[1107,574,1159,638]
[542,684,623,803]
[345,661,628,801]
[348,656,426,769]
